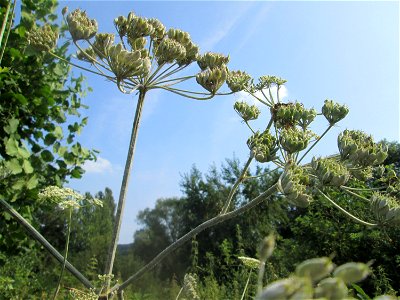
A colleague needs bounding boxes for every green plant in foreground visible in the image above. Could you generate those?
[1,3,399,299]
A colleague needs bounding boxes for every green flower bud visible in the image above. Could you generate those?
[92,33,115,59]
[314,277,348,299]
[114,15,129,37]
[62,6,68,16]
[127,16,154,39]
[279,127,314,154]
[298,108,317,130]
[177,41,199,66]
[196,66,227,94]
[197,52,229,70]
[256,277,312,300]
[155,38,186,65]
[272,102,305,129]
[279,166,312,208]
[333,262,370,284]
[351,166,373,181]
[227,70,251,92]
[247,131,278,163]
[27,24,58,52]
[370,192,400,225]
[108,43,146,80]
[168,28,191,46]
[255,75,287,90]
[295,257,334,282]
[66,9,98,41]
[128,36,147,51]
[234,101,260,121]
[148,18,166,40]
[311,157,350,187]
[76,47,96,62]
[322,99,349,125]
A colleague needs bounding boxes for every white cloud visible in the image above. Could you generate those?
[237,85,289,106]
[83,157,113,174]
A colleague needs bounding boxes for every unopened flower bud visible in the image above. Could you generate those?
[197,52,229,70]
[322,99,349,125]
[333,262,370,284]
[311,157,350,187]
[196,66,227,94]
[66,9,98,41]
[279,127,314,154]
[92,33,115,59]
[128,16,154,39]
[114,16,128,37]
[370,192,400,225]
[108,43,146,80]
[295,257,334,282]
[27,24,58,52]
[148,18,166,40]
[234,101,260,121]
[247,131,278,163]
[256,277,312,300]
[279,166,312,208]
[62,6,68,16]
[227,70,251,92]
[155,38,186,65]
[314,277,348,299]
[128,36,147,51]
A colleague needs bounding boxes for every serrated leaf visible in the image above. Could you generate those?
[26,175,38,190]
[17,145,30,159]
[5,137,19,157]
[23,160,33,174]
[6,158,23,174]
[12,179,25,190]
[4,118,19,134]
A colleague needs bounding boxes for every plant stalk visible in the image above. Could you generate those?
[104,88,147,279]
[0,198,93,289]
[110,182,279,294]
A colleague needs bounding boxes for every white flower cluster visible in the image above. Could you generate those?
[38,186,102,210]
[238,256,261,269]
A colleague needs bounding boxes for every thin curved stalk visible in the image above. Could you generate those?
[104,88,147,280]
[53,208,72,299]
[0,198,93,289]
[340,186,370,202]
[154,74,195,86]
[318,189,378,227]
[221,155,254,214]
[244,120,255,134]
[148,63,177,84]
[243,167,279,181]
[240,269,253,300]
[297,124,333,164]
[159,86,214,100]
[110,182,279,294]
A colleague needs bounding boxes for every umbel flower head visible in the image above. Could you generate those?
[247,131,278,163]
[197,52,229,70]
[155,38,186,65]
[338,129,388,166]
[370,192,400,225]
[311,157,350,187]
[92,33,115,59]
[226,70,251,92]
[127,16,155,39]
[196,66,227,94]
[167,28,199,65]
[279,127,314,154]
[234,101,260,121]
[254,75,287,90]
[322,99,349,125]
[279,166,312,208]
[27,24,58,52]
[272,102,316,129]
[66,9,98,41]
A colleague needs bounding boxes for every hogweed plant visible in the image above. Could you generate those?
[0,4,397,299]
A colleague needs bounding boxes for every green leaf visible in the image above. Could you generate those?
[44,133,56,146]
[54,126,63,139]
[12,179,25,191]
[17,145,31,159]
[13,93,28,105]
[26,175,38,190]
[5,137,19,157]
[23,159,34,174]
[71,167,83,179]
[4,118,19,134]
[41,150,54,162]
[5,158,23,174]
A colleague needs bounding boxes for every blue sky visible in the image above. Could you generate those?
[58,1,399,244]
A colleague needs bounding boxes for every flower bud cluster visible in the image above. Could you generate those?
[272,102,316,130]
[311,157,350,187]
[27,24,58,52]
[226,70,251,92]
[167,28,199,65]
[238,256,261,269]
[370,192,400,226]
[127,15,155,39]
[279,166,312,208]
[108,44,150,80]
[322,100,349,125]
[279,127,314,154]
[338,130,388,167]
[254,75,287,91]
[148,18,166,41]
[196,66,228,95]
[114,12,135,37]
[234,101,260,121]
[257,257,372,300]
[66,9,98,41]
[197,52,230,70]
[76,47,96,62]
[247,131,278,163]
[92,33,115,59]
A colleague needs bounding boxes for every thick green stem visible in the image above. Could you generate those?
[0,198,93,289]
[220,155,254,214]
[0,0,15,65]
[104,89,147,280]
[53,208,72,299]
[110,182,279,294]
